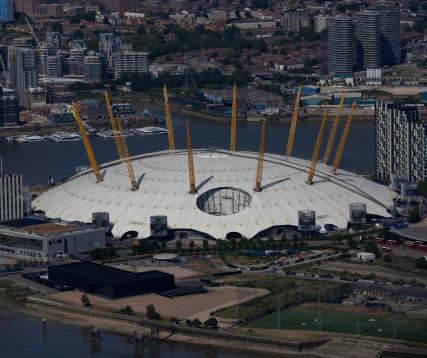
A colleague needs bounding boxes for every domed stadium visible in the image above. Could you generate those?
[34,148,394,240]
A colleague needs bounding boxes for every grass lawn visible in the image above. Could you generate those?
[247,306,427,343]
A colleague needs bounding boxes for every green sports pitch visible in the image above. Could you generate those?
[247,306,427,343]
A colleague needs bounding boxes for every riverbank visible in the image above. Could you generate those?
[11,296,426,358]
[21,298,304,357]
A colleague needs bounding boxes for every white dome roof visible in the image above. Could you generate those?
[34,149,394,239]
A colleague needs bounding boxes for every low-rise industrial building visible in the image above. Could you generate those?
[0,217,106,260]
[356,252,376,262]
[48,261,175,298]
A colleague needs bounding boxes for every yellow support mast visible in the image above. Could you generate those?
[306,112,329,185]
[285,83,302,158]
[254,119,267,192]
[323,95,345,165]
[71,101,102,183]
[104,91,138,191]
[230,83,237,151]
[163,85,175,150]
[186,119,196,194]
[331,102,357,175]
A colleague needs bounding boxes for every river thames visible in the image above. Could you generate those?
[0,110,374,185]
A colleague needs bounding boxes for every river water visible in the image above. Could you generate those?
[0,308,271,358]
[0,106,374,185]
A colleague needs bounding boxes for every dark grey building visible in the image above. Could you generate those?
[9,46,39,106]
[0,173,23,222]
[327,15,353,76]
[84,53,102,83]
[355,10,381,70]
[48,262,175,298]
[0,87,19,126]
[378,7,401,66]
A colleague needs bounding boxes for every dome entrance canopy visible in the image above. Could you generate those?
[196,187,252,216]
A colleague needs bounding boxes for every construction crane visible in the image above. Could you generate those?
[25,17,42,48]
[331,102,357,175]
[104,91,138,191]
[71,102,102,183]
[306,112,329,185]
[230,83,237,151]
[254,119,267,192]
[163,85,175,150]
[323,95,345,165]
[285,83,302,158]
[186,119,196,194]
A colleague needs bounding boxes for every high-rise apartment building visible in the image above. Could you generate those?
[0,87,19,126]
[99,33,131,75]
[0,0,14,23]
[355,10,381,71]
[0,172,24,222]
[327,15,353,76]
[378,7,401,66]
[113,51,149,79]
[375,102,426,183]
[9,47,39,106]
[46,32,61,54]
[314,15,327,34]
[84,53,102,83]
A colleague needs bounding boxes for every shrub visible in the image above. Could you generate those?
[192,318,202,327]
[203,317,218,329]
[120,305,135,315]
[146,304,160,320]
[81,294,91,307]
[383,255,392,263]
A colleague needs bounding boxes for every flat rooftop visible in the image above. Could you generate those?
[0,217,93,235]
[49,261,173,285]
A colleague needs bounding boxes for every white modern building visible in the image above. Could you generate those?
[113,51,149,79]
[375,102,426,183]
[34,149,394,240]
[0,173,24,222]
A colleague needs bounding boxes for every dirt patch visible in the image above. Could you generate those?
[49,286,269,321]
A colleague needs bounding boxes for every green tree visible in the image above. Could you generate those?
[81,294,91,307]
[347,237,358,250]
[189,240,195,252]
[103,16,109,25]
[408,206,420,223]
[120,305,135,315]
[415,257,427,269]
[364,240,382,258]
[51,22,63,33]
[233,67,252,85]
[383,255,392,263]
[175,240,182,251]
[203,317,218,329]
[419,181,427,199]
[72,29,84,40]
[146,304,160,320]
[192,318,202,327]
[203,240,209,252]
[160,240,167,252]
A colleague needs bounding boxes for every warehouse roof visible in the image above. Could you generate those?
[50,262,172,285]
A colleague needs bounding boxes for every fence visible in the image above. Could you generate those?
[26,296,330,352]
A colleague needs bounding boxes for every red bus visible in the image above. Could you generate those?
[386,240,398,246]
[417,244,427,252]
[404,241,415,249]
[381,246,393,253]
[376,238,385,245]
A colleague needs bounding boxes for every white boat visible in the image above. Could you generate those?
[97,130,115,138]
[15,135,45,143]
[134,126,168,135]
[46,132,81,142]
[6,136,18,142]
